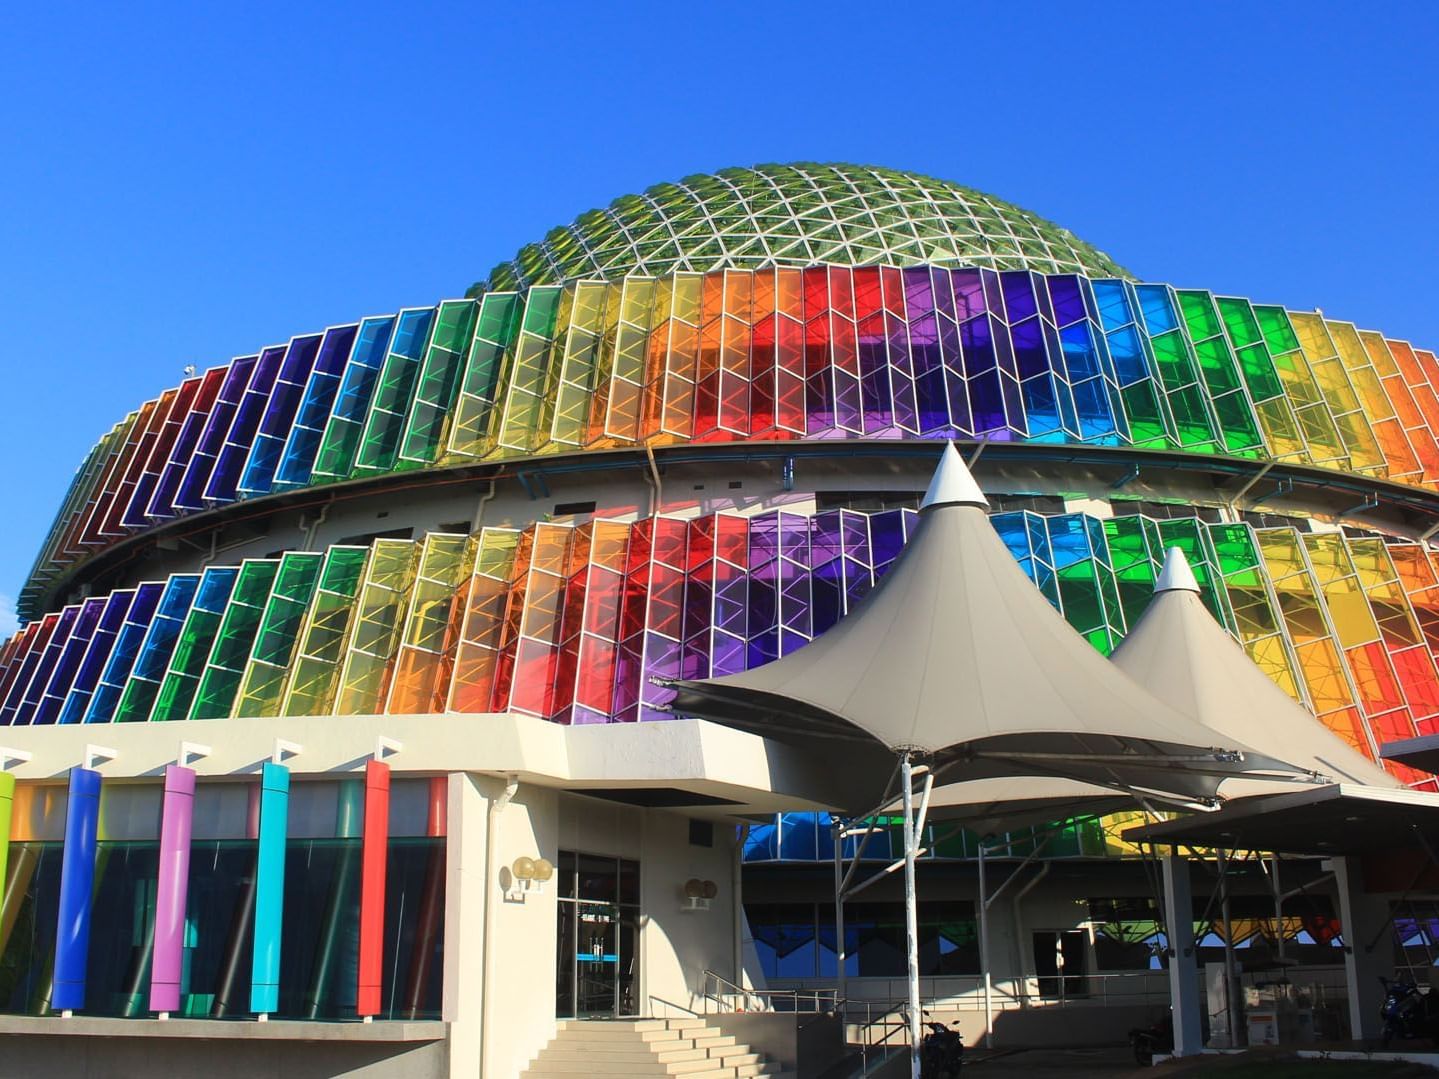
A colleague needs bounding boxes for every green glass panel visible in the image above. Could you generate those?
[497,287,565,453]
[446,292,524,460]
[1118,383,1171,447]
[189,560,282,720]
[282,546,373,717]
[353,312,440,475]
[144,569,239,723]
[230,551,325,718]
[396,299,480,468]
[1167,385,1219,451]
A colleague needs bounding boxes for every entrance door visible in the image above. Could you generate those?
[555,852,641,1018]
[1033,930,1087,998]
[576,904,619,1017]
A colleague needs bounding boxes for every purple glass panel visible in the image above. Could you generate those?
[778,514,811,648]
[15,605,80,724]
[951,270,986,321]
[33,597,107,726]
[1011,318,1049,381]
[174,355,258,512]
[1047,275,1086,327]
[746,514,779,667]
[1001,271,1039,323]
[639,634,682,718]
[205,345,286,503]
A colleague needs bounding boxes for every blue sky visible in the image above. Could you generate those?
[2,1,1436,633]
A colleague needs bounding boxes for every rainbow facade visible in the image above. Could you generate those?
[4,164,1439,1034]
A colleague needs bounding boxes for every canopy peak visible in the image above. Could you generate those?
[1155,546,1201,594]
[920,442,989,511]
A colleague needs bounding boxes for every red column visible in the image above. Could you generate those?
[357,759,391,1017]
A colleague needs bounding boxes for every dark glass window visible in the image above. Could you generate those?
[0,836,444,1020]
[578,854,619,902]
[748,900,978,979]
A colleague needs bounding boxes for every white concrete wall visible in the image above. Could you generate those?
[444,773,560,1079]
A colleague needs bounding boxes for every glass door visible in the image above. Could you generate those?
[576,904,618,1017]
[555,851,641,1018]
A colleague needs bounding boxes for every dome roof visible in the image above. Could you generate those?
[481,163,1129,292]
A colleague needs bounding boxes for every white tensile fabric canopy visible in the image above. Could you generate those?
[663,443,1316,812]
[1110,546,1397,791]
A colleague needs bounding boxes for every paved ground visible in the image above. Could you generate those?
[961,1046,1439,1076]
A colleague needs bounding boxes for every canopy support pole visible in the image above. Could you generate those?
[1161,852,1202,1056]
[1217,848,1244,1048]
[979,840,993,1049]
[901,751,921,1079]
[832,818,846,1016]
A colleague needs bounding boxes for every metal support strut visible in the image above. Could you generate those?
[901,751,922,1079]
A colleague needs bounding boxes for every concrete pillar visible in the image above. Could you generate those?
[1161,854,1202,1056]
[443,773,489,1079]
[1334,856,1394,1044]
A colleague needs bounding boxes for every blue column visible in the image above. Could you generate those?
[249,762,290,1014]
[53,767,101,1012]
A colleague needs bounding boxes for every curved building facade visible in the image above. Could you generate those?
[1,164,1438,1069]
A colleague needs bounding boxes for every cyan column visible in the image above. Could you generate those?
[53,767,102,1013]
[249,761,290,1015]
[150,764,196,1014]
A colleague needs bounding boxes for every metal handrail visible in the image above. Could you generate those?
[647,994,701,1018]
[698,969,838,1015]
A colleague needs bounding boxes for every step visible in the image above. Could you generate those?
[551,1027,687,1044]
[524,1017,783,1079]
[693,1034,739,1050]
[709,1050,762,1067]
[538,1053,705,1070]
[537,1046,710,1066]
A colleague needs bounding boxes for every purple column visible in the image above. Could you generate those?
[149,764,196,1013]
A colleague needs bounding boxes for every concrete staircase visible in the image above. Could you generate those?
[520,1017,794,1078]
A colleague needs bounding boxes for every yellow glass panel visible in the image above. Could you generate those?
[1288,312,1386,475]
[551,281,617,448]
[385,533,478,714]
[446,528,522,713]
[332,539,421,715]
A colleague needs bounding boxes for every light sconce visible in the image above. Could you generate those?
[682,878,719,912]
[506,855,554,901]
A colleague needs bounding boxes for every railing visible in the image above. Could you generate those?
[840,998,911,1074]
[647,995,701,1018]
[777,970,1181,1014]
[698,969,839,1015]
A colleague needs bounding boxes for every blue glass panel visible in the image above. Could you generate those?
[175,356,258,512]
[273,323,362,490]
[81,582,166,723]
[206,346,287,503]
[1135,284,1180,336]
[239,334,325,497]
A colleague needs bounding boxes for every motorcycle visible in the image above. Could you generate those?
[1379,975,1439,1046]
[920,1019,964,1078]
[1128,1014,1172,1066]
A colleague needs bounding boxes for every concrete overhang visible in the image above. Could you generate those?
[0,712,855,819]
[1123,783,1439,856]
